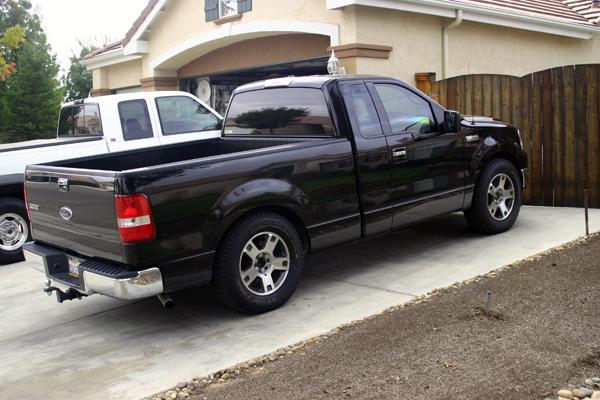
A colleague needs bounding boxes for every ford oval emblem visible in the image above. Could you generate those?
[59,207,73,221]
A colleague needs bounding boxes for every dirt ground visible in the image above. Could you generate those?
[187,234,600,400]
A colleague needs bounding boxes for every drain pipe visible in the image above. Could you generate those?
[442,9,463,79]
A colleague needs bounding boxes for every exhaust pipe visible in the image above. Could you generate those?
[157,293,175,310]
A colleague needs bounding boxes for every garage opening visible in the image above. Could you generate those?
[180,56,328,115]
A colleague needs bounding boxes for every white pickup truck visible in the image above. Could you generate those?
[0,91,222,264]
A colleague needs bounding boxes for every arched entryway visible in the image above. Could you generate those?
[148,21,339,114]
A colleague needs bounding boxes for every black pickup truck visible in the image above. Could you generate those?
[23,75,527,313]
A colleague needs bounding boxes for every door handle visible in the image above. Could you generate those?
[391,147,407,160]
[465,134,480,143]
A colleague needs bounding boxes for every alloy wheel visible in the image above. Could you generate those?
[239,231,290,296]
[487,173,515,221]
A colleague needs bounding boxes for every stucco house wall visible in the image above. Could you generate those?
[86,0,600,93]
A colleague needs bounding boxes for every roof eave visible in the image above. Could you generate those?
[81,47,143,70]
[327,0,600,39]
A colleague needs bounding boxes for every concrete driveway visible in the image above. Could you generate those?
[1,206,598,400]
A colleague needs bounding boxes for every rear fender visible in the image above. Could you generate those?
[208,178,310,248]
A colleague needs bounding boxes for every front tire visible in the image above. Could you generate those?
[0,198,31,265]
[465,158,522,234]
[213,211,304,313]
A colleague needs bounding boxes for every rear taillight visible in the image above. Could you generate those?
[114,194,155,244]
[23,183,31,220]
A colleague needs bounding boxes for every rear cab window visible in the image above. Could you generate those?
[58,104,103,137]
[224,88,335,137]
[118,99,154,141]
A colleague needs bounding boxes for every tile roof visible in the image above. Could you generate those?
[454,0,600,26]
[122,0,160,46]
[563,0,600,24]
[83,41,123,60]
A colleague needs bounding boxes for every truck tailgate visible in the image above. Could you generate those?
[25,167,123,263]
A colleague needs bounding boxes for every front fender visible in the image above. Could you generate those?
[471,129,524,173]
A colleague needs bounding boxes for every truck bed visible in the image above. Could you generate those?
[47,136,324,172]
[25,135,354,269]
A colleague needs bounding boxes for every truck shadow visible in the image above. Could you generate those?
[89,212,483,328]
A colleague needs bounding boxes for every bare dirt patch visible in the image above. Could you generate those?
[176,234,600,400]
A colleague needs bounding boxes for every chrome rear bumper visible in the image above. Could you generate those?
[24,242,163,301]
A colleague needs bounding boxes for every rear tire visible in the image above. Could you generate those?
[465,158,522,234]
[0,198,31,265]
[213,211,304,313]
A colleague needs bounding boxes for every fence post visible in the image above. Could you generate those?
[584,188,589,236]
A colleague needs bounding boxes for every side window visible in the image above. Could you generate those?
[118,100,154,141]
[58,105,103,137]
[348,84,382,138]
[156,96,220,136]
[374,84,435,135]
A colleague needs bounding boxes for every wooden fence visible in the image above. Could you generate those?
[421,65,600,208]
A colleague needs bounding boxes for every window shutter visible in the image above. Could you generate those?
[237,0,252,13]
[205,0,219,21]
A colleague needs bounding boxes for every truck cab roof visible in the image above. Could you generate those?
[234,75,389,93]
[62,91,199,108]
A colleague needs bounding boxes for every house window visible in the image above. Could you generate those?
[219,0,237,17]
[205,0,252,22]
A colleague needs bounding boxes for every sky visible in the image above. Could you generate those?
[29,0,148,74]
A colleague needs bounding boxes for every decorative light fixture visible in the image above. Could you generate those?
[327,49,341,76]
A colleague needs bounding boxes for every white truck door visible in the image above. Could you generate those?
[106,98,162,152]
[153,94,222,145]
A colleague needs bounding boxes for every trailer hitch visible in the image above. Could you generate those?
[44,281,86,303]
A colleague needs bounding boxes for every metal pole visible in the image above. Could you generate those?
[584,188,589,237]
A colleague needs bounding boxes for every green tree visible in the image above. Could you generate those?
[5,41,62,137]
[0,0,62,142]
[63,43,97,101]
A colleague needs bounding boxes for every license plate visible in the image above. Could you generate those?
[67,256,82,278]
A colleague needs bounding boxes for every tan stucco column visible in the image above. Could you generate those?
[90,69,111,97]
[327,43,393,75]
[90,88,111,97]
[140,77,179,91]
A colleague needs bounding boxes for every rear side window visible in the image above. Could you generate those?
[224,88,334,136]
[348,84,382,138]
[58,104,103,137]
[156,96,220,135]
[118,100,154,141]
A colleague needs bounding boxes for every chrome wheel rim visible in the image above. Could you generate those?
[239,231,290,296]
[0,213,29,251]
[487,173,515,221]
